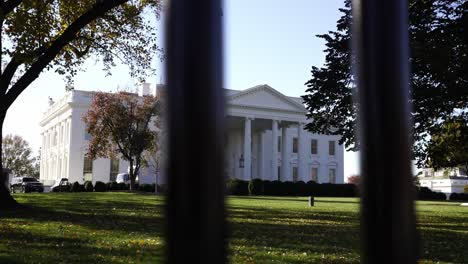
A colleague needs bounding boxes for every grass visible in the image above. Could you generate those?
[0,193,467,263]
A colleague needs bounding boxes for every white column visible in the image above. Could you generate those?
[243,117,252,180]
[281,125,289,181]
[298,123,306,182]
[256,132,264,180]
[271,120,279,181]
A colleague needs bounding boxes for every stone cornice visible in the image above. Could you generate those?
[39,103,72,127]
[226,103,306,115]
[227,84,306,113]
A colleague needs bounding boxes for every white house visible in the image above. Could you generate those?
[39,84,344,186]
[224,84,344,183]
[419,167,468,194]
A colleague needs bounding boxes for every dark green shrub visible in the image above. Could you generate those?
[450,193,468,201]
[226,179,248,195]
[118,182,127,190]
[267,180,283,196]
[282,181,295,196]
[294,181,307,196]
[84,181,94,192]
[262,180,273,195]
[106,181,118,191]
[138,184,154,192]
[248,178,264,195]
[94,181,107,192]
[156,184,166,193]
[417,187,447,200]
[70,181,81,192]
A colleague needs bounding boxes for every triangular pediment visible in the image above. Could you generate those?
[227,85,306,113]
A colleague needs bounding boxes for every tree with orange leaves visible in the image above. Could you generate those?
[83,91,160,191]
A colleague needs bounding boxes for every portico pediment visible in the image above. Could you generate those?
[227,85,306,113]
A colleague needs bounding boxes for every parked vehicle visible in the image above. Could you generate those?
[51,178,71,192]
[116,173,139,184]
[10,177,44,193]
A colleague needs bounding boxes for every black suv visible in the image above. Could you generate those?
[10,177,44,193]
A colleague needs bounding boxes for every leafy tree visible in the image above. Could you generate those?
[426,116,468,172]
[83,91,160,191]
[144,122,163,193]
[302,0,468,166]
[0,1,161,208]
[347,175,360,185]
[2,134,35,176]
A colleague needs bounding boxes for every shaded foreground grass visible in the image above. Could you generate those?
[0,193,466,263]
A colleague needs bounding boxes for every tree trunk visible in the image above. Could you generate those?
[129,160,135,191]
[0,111,19,210]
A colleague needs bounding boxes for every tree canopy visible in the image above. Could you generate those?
[302,0,468,167]
[83,91,160,191]
[0,0,162,208]
[2,134,36,176]
[426,116,468,171]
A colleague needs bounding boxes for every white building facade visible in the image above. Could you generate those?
[39,86,158,186]
[419,167,468,194]
[40,84,344,185]
[225,85,344,183]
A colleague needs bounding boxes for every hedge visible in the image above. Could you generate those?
[226,179,249,195]
[226,179,358,197]
[449,192,468,201]
[84,181,94,192]
[94,181,107,192]
[417,187,447,200]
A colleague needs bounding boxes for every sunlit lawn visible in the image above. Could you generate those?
[0,193,467,263]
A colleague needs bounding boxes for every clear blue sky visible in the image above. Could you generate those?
[4,0,362,178]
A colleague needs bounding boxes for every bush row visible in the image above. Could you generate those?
[52,181,163,193]
[227,179,458,200]
[416,187,447,200]
[449,192,468,201]
[227,179,359,197]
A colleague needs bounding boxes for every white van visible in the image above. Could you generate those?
[115,173,139,184]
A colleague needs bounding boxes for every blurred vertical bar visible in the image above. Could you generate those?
[352,0,417,263]
[165,0,226,263]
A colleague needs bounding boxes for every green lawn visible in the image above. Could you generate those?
[0,193,467,263]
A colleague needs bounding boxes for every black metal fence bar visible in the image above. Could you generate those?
[165,0,226,263]
[353,0,417,263]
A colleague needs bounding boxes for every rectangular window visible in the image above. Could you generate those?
[329,168,336,183]
[83,157,93,182]
[311,167,318,182]
[292,137,298,153]
[292,167,298,182]
[311,139,318,155]
[110,158,120,182]
[277,136,281,152]
[329,140,335,156]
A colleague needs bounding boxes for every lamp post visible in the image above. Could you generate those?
[239,154,244,168]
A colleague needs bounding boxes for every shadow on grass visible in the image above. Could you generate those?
[1,193,165,264]
[232,195,360,204]
[227,204,361,263]
[2,194,165,234]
